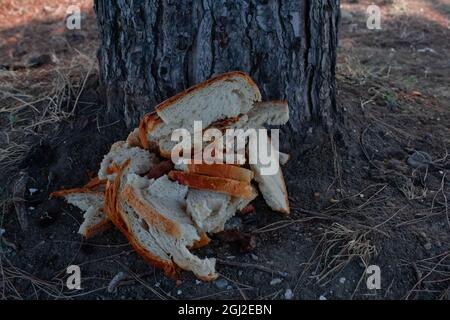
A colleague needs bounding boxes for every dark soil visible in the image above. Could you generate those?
[0,0,449,300]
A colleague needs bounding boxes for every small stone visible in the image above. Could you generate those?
[319,295,327,300]
[251,254,259,261]
[284,289,294,300]
[226,285,233,290]
[154,282,160,287]
[424,242,432,250]
[270,278,283,286]
[195,280,202,285]
[339,277,346,284]
[0,228,5,237]
[177,290,182,295]
[215,278,229,290]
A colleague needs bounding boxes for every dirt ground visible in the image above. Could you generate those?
[0,0,449,300]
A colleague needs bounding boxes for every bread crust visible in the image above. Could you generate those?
[155,71,261,115]
[83,218,111,239]
[50,177,106,197]
[168,171,255,199]
[139,112,161,150]
[185,164,254,182]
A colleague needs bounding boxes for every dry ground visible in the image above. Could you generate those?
[0,0,449,300]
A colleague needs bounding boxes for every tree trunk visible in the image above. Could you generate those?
[94,0,340,135]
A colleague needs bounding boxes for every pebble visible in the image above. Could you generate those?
[424,242,432,250]
[270,278,283,286]
[339,277,346,284]
[177,290,182,295]
[215,278,229,290]
[251,254,259,261]
[0,228,5,237]
[319,295,327,300]
[284,289,294,300]
[195,280,202,285]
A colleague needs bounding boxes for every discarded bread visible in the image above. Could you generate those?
[51,177,110,238]
[54,71,291,280]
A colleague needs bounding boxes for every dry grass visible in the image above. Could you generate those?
[401,251,450,300]
[0,53,96,178]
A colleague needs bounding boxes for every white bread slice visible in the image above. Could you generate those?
[247,101,289,126]
[186,189,256,234]
[51,178,110,238]
[168,171,255,199]
[155,71,261,127]
[114,173,217,280]
[249,135,290,214]
[175,163,254,182]
[139,72,261,155]
[98,141,158,181]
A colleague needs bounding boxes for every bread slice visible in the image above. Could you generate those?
[155,71,261,127]
[51,178,110,238]
[247,101,289,126]
[104,166,178,278]
[98,140,158,181]
[139,72,261,156]
[249,135,290,214]
[176,163,254,182]
[105,168,217,281]
[168,171,255,199]
[186,189,256,234]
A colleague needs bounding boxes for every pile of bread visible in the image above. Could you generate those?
[52,72,290,281]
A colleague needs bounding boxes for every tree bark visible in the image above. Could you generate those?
[94,0,340,135]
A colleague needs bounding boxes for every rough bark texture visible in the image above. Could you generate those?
[94,0,340,135]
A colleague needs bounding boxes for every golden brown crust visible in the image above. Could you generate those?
[191,231,210,250]
[83,218,112,239]
[185,164,254,182]
[168,170,255,199]
[104,163,178,279]
[50,177,106,197]
[155,71,261,115]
